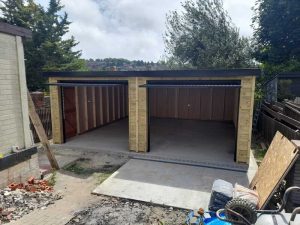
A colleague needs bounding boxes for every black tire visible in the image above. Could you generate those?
[225,198,257,225]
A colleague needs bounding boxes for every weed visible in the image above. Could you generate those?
[48,170,57,186]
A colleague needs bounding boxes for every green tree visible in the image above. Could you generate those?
[164,0,254,69]
[0,0,85,90]
[253,0,300,74]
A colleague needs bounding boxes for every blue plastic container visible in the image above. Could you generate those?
[186,211,231,225]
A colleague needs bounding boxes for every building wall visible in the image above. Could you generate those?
[49,75,255,164]
[0,33,32,154]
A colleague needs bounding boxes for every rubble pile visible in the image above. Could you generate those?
[0,177,63,223]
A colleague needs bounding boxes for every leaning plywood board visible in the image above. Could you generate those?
[249,131,299,209]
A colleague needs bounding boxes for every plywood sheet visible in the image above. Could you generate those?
[249,131,299,209]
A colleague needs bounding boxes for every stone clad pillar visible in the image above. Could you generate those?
[49,78,64,144]
[236,76,256,163]
[128,77,148,152]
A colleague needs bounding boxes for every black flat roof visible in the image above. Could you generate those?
[278,72,300,79]
[0,22,32,38]
[43,68,261,78]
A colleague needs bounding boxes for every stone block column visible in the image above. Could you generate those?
[236,76,256,163]
[128,77,148,152]
[49,78,64,144]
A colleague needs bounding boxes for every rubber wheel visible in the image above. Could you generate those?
[225,198,257,225]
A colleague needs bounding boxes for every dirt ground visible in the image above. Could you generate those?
[61,151,188,225]
[67,196,188,225]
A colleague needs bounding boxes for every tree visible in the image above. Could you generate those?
[0,0,85,90]
[164,0,254,69]
[253,0,300,74]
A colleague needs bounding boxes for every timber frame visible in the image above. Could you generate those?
[45,69,259,164]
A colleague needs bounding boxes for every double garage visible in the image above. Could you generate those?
[46,69,258,164]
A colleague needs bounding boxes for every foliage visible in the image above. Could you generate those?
[86,58,168,71]
[0,0,85,90]
[253,0,300,74]
[277,80,294,101]
[164,0,254,69]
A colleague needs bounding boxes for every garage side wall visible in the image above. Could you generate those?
[75,86,128,135]
[0,33,32,154]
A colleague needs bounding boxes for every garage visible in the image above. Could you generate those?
[146,80,240,163]
[46,69,258,164]
[50,81,129,151]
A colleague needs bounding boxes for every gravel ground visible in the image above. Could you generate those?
[67,196,188,225]
[0,188,62,223]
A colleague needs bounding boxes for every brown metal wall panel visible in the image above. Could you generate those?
[63,87,77,139]
[86,87,95,129]
[212,88,225,120]
[150,87,238,122]
[200,88,213,120]
[69,85,128,137]
[178,88,190,119]
[224,89,235,120]
[188,88,201,119]
[77,87,88,133]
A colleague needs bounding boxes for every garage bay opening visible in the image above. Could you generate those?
[61,81,129,152]
[147,80,240,164]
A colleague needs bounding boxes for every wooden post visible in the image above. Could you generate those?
[27,90,59,169]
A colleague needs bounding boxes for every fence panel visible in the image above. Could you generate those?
[30,107,52,143]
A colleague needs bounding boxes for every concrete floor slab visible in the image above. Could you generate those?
[58,118,242,170]
[92,159,253,210]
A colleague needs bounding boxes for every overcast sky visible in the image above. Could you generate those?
[36,0,256,61]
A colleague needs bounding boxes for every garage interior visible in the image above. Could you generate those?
[59,81,129,152]
[57,79,241,165]
[147,80,240,163]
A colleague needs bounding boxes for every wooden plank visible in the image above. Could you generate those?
[262,104,300,129]
[27,90,59,169]
[249,131,299,209]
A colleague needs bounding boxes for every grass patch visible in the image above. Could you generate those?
[63,158,122,181]
[94,172,114,185]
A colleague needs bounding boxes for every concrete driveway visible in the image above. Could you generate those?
[93,159,256,209]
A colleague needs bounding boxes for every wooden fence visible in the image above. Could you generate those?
[259,101,300,145]
[30,107,52,143]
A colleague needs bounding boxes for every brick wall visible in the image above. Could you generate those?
[0,153,40,188]
[0,32,32,154]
